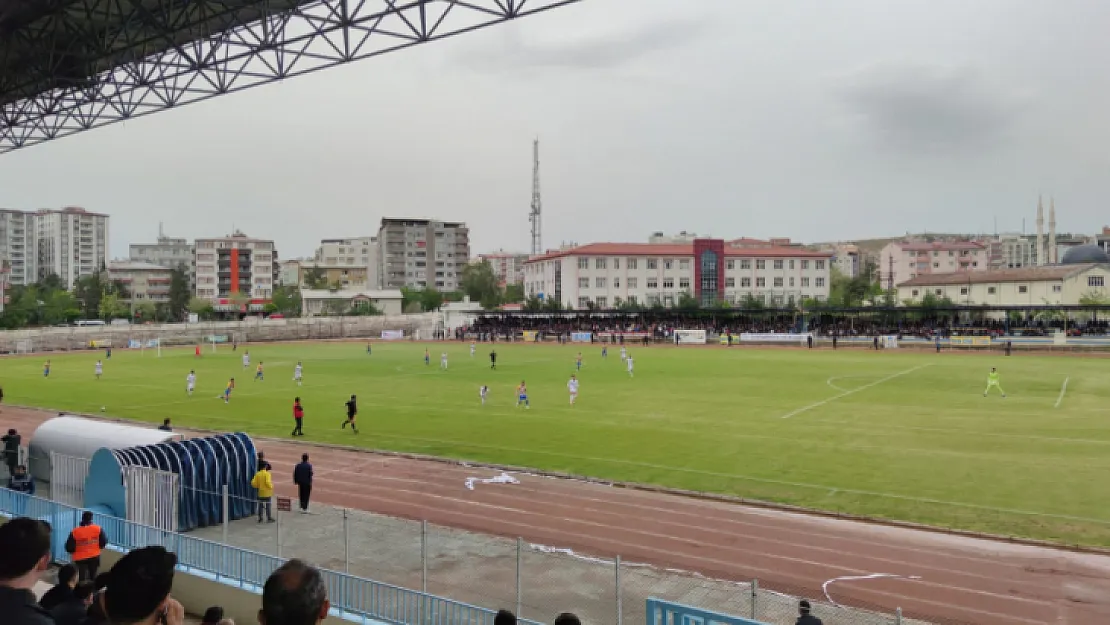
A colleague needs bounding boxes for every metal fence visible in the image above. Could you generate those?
[47,451,91,508]
[122,465,180,532]
[173,483,925,625]
[0,489,544,625]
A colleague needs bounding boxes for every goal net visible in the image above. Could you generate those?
[674,329,708,345]
[15,339,32,354]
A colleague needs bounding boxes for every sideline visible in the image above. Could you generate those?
[1054,376,1069,408]
[782,364,932,419]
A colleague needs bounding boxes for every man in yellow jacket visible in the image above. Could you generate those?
[251,463,275,523]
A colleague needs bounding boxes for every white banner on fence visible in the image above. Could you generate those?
[122,465,179,533]
[381,330,405,340]
[674,329,707,345]
[739,333,811,344]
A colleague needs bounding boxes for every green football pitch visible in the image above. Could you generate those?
[3,341,1109,547]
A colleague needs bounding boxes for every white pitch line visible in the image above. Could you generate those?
[782,364,931,419]
[1054,376,1069,409]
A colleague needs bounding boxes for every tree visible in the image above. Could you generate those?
[523,296,544,312]
[503,283,525,304]
[542,297,563,312]
[168,264,191,321]
[134,301,157,322]
[349,300,382,316]
[39,273,63,292]
[188,296,215,320]
[73,274,104,319]
[1079,290,1110,306]
[739,294,765,310]
[98,293,127,321]
[676,291,700,310]
[42,290,80,326]
[460,261,501,309]
[303,267,328,289]
[272,286,302,316]
[419,288,444,312]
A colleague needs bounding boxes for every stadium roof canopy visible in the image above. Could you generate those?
[0,0,581,154]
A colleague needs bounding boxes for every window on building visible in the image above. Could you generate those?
[579,277,589,288]
[613,258,620,270]
[960,287,968,295]
[816,260,826,270]
[663,278,675,289]
[664,260,673,270]
[627,258,637,269]
[578,297,589,308]
[726,277,735,287]
[774,260,784,270]
[596,258,606,269]
[933,262,939,268]
[912,289,919,297]
[628,277,638,288]
[815,277,825,287]
[595,277,606,288]
[987,286,996,294]
[578,258,589,269]
[647,259,657,270]
[595,297,607,308]
[741,259,751,270]
[663,295,674,307]
[1018,285,1028,293]
[773,277,784,287]
[934,289,942,295]
[614,277,621,288]
[726,260,735,270]
[789,260,795,269]
[679,259,690,270]
[741,277,751,287]
[1089,276,1105,287]
[801,260,809,270]
[756,260,765,270]
[789,277,795,287]
[756,277,765,287]
[1053,284,1062,293]
[677,277,689,289]
[646,278,658,289]
[628,295,638,305]
[801,277,810,287]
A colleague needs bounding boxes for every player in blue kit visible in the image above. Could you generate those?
[516,381,530,409]
[424,349,430,366]
[575,353,583,371]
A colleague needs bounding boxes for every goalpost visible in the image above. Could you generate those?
[674,329,708,345]
[15,339,33,354]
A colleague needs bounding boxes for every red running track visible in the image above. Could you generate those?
[5,407,1110,624]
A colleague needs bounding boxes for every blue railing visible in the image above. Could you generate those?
[646,598,768,625]
[0,490,541,625]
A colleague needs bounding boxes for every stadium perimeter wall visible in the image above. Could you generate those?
[0,314,440,353]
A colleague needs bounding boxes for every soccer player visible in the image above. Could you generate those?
[490,349,497,370]
[470,342,476,358]
[94,360,103,380]
[424,349,430,366]
[195,344,201,358]
[480,385,489,405]
[626,354,634,378]
[568,374,579,405]
[516,381,530,409]
[43,360,51,378]
[575,353,583,371]
[242,350,250,368]
[224,378,235,403]
[601,346,607,359]
[366,342,372,355]
[186,370,196,396]
[984,367,1006,397]
[255,362,264,381]
[440,352,448,370]
[620,346,627,362]
[293,362,303,386]
[291,397,305,436]
[342,395,359,433]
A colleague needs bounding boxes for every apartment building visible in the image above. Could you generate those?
[128,228,195,288]
[33,207,111,288]
[478,250,529,285]
[0,209,37,287]
[107,260,173,306]
[314,236,379,289]
[878,240,987,287]
[378,218,469,291]
[523,239,833,309]
[193,231,278,311]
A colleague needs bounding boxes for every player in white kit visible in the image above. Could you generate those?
[242,351,250,368]
[94,360,103,380]
[480,385,489,405]
[626,355,634,377]
[293,362,303,386]
[567,374,579,405]
[620,347,627,362]
[470,343,476,357]
[441,353,448,370]
[186,370,196,395]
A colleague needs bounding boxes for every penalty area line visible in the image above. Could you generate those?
[782,364,932,419]
[1054,376,1069,409]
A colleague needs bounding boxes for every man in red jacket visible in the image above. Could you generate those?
[291,397,305,436]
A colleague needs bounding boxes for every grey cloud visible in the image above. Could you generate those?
[455,19,707,72]
[836,63,1028,155]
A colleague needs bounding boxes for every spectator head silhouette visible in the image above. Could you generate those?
[74,581,96,605]
[104,546,177,624]
[259,559,330,625]
[202,606,225,624]
[494,609,517,625]
[0,517,51,584]
[553,613,581,625]
[799,599,812,614]
[57,563,78,587]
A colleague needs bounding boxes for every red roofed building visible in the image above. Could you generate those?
[522,239,833,309]
[879,240,989,287]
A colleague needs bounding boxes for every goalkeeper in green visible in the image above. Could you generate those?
[984,367,1006,397]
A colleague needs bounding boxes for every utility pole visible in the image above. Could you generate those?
[529,138,542,257]
[887,255,895,305]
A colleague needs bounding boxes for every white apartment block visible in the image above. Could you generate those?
[0,209,38,287]
[315,236,380,290]
[107,260,173,305]
[523,240,833,309]
[33,207,110,289]
[128,229,195,288]
[193,232,277,307]
[378,218,470,291]
[878,240,988,287]
[478,250,529,284]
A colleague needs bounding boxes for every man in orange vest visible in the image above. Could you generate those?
[65,511,107,581]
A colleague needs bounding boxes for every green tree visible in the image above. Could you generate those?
[42,290,80,325]
[303,266,328,289]
[676,291,700,310]
[349,300,382,316]
[542,297,563,312]
[98,293,127,320]
[739,294,765,310]
[73,274,104,319]
[1079,290,1110,306]
[134,301,157,321]
[419,288,444,312]
[460,261,502,309]
[523,296,544,312]
[272,286,302,316]
[188,296,215,320]
[39,273,63,292]
[503,283,525,304]
[168,264,192,321]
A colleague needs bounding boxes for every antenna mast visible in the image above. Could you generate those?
[529,138,542,256]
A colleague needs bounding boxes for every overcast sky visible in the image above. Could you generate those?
[1,0,1108,259]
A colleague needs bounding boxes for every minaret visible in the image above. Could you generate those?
[1048,198,1057,264]
[1035,196,1044,266]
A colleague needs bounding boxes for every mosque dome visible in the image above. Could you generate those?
[1060,245,1110,265]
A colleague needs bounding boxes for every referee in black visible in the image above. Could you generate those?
[293,453,313,513]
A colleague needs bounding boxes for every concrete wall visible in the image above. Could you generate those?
[0,314,440,353]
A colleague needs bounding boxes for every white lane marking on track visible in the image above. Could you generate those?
[1054,376,1069,408]
[783,365,931,419]
[822,573,923,609]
